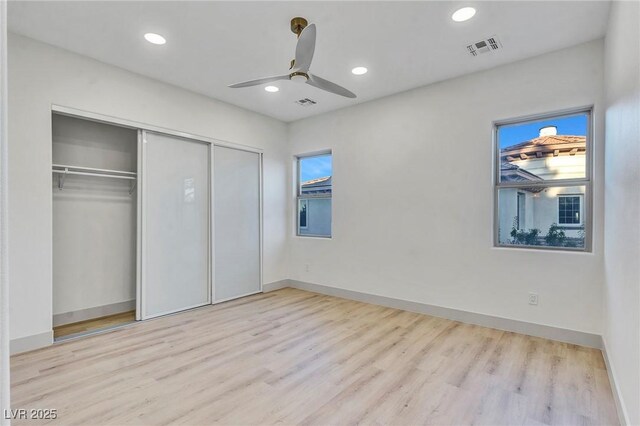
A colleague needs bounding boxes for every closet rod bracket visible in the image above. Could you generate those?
[129,180,137,195]
[58,167,68,190]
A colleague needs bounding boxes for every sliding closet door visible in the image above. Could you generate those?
[214,146,261,301]
[141,131,210,318]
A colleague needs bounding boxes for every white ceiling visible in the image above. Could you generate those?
[8,1,610,122]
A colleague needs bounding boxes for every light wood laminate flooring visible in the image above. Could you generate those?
[53,311,136,339]
[11,288,618,425]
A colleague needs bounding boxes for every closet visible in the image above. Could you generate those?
[51,110,263,339]
[52,115,138,339]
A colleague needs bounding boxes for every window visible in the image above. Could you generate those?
[516,192,526,230]
[558,195,582,226]
[495,109,591,250]
[299,199,308,229]
[297,153,332,237]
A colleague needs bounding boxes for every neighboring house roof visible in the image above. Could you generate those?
[500,163,544,192]
[301,176,332,195]
[302,176,331,186]
[500,134,586,192]
[501,135,586,161]
[500,162,543,182]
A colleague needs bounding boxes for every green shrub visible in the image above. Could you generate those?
[510,224,541,245]
[544,223,566,247]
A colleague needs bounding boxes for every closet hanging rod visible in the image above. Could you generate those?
[52,170,136,180]
[52,165,137,193]
[52,163,137,176]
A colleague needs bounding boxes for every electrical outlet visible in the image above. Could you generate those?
[304,264,310,273]
[528,292,539,305]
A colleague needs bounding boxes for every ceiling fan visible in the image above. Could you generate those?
[228,17,356,98]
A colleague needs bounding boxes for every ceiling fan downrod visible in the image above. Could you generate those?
[290,17,308,70]
[290,17,308,37]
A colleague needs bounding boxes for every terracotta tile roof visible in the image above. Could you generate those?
[501,135,586,159]
[503,135,586,151]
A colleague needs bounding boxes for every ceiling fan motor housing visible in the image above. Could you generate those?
[290,71,308,83]
[290,17,308,36]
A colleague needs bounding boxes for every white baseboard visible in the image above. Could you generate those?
[53,299,135,327]
[263,279,291,293]
[601,337,630,426]
[10,331,53,355]
[285,280,603,349]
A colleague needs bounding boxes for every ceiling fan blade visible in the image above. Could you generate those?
[228,75,289,88]
[293,23,316,72]
[307,73,356,98]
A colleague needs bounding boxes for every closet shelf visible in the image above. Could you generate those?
[52,164,137,194]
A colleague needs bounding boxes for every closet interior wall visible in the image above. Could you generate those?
[52,114,138,327]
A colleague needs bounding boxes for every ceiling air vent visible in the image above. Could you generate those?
[467,36,502,57]
[295,98,317,107]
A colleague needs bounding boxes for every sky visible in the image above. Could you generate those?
[499,114,587,149]
[300,154,332,181]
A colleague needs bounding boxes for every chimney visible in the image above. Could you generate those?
[539,126,557,137]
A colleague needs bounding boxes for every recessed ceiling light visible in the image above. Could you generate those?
[351,67,368,75]
[144,33,166,45]
[264,86,279,93]
[452,7,476,22]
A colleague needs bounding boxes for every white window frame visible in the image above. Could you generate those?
[493,106,593,252]
[296,151,332,238]
[557,194,584,227]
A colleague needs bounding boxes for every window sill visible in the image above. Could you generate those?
[493,244,591,254]
[295,235,332,240]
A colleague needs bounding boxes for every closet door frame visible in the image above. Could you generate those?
[50,105,264,318]
[136,130,143,320]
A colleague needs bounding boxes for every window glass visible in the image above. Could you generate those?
[297,153,332,237]
[497,186,586,249]
[299,199,308,229]
[495,110,590,251]
[558,195,582,225]
[516,192,526,230]
[499,114,587,182]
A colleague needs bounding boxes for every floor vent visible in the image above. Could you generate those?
[467,36,502,57]
[295,98,317,107]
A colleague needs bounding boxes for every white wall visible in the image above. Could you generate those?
[288,40,605,335]
[603,1,640,424]
[0,0,11,421]
[52,115,137,316]
[8,34,289,343]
